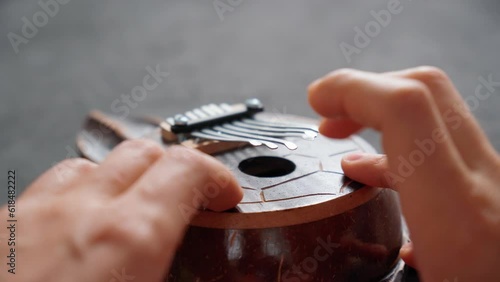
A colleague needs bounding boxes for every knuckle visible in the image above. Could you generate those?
[104,168,129,188]
[118,139,164,160]
[327,68,357,84]
[388,81,431,109]
[413,66,449,83]
[91,208,171,258]
[119,222,156,250]
[163,145,227,184]
[34,198,70,222]
[40,205,64,221]
[165,145,203,167]
[58,158,96,174]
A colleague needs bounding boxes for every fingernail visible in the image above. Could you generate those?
[343,152,366,162]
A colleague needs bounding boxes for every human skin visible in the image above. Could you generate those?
[0,66,498,282]
[0,142,243,282]
[308,66,500,282]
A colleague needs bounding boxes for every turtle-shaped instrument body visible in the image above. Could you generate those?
[77,110,404,281]
[168,113,403,282]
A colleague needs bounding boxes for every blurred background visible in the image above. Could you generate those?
[1,0,499,204]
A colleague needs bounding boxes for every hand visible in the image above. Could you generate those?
[308,66,500,282]
[0,140,243,282]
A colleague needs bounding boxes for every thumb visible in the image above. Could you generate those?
[400,242,417,269]
[341,152,394,189]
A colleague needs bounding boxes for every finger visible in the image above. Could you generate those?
[318,117,363,139]
[123,144,242,230]
[341,153,393,188]
[308,69,472,253]
[386,66,497,169]
[116,146,242,277]
[308,69,467,189]
[91,139,164,195]
[127,145,242,211]
[400,242,417,268]
[22,158,97,198]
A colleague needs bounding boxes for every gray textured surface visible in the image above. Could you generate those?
[1,0,500,205]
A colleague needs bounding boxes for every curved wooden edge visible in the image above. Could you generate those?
[190,186,382,229]
[87,110,131,139]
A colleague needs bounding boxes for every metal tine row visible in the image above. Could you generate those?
[230,121,317,140]
[166,103,225,125]
[212,125,298,150]
[166,103,231,125]
[222,124,308,139]
[241,118,319,134]
[190,131,267,148]
[167,102,318,150]
[232,120,311,134]
[194,129,278,150]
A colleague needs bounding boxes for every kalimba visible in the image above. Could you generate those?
[77,99,415,281]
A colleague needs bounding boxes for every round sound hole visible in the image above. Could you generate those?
[238,156,296,178]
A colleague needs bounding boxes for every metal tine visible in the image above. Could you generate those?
[232,120,316,136]
[166,117,175,125]
[201,104,218,116]
[242,118,319,133]
[219,103,233,112]
[208,103,225,115]
[185,111,198,121]
[200,129,279,149]
[222,123,306,138]
[193,108,208,119]
[212,125,298,150]
[191,131,264,147]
